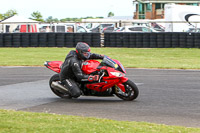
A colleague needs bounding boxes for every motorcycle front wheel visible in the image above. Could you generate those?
[115,79,139,101]
[49,74,72,99]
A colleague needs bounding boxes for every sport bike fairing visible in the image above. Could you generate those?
[44,61,63,73]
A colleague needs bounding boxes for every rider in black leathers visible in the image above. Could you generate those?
[59,42,104,98]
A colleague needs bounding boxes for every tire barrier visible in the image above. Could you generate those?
[0,32,200,48]
[104,32,200,48]
[0,33,101,47]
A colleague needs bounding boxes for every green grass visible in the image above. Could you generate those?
[1,48,200,132]
[0,109,199,133]
[1,47,200,69]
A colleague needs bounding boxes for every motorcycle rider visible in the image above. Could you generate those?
[59,42,104,98]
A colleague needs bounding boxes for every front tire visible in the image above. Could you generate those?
[49,74,72,99]
[115,80,139,101]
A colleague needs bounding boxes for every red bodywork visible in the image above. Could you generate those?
[44,59,128,93]
[44,61,63,73]
[82,60,100,74]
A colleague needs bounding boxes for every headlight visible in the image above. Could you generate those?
[110,72,123,77]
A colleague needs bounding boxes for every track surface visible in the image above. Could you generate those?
[0,66,200,127]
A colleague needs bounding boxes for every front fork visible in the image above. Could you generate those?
[115,77,128,93]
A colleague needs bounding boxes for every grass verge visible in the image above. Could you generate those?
[0,109,200,133]
[1,48,200,132]
[0,48,200,69]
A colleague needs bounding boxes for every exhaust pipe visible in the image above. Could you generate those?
[51,81,69,93]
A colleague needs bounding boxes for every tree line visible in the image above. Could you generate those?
[0,9,115,22]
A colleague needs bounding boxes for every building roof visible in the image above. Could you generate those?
[133,0,200,3]
[0,15,38,24]
[105,16,133,20]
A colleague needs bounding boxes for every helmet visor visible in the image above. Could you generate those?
[82,52,91,59]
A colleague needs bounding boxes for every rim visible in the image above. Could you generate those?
[124,84,134,97]
[115,83,134,98]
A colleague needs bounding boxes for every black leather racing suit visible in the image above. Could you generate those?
[59,50,104,98]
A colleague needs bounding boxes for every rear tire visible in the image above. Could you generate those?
[115,80,139,101]
[49,74,72,99]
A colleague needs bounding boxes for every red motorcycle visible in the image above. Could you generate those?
[44,56,139,101]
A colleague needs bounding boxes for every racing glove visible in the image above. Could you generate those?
[88,75,99,82]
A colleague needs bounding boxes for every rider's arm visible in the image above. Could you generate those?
[71,58,89,81]
[89,53,104,60]
[71,58,99,82]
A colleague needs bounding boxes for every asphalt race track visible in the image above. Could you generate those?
[0,66,200,128]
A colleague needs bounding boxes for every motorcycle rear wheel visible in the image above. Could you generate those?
[115,80,139,101]
[49,74,72,99]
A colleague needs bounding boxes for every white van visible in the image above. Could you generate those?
[39,24,68,32]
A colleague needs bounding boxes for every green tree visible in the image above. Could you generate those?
[60,18,67,22]
[45,16,60,23]
[0,14,3,20]
[96,16,104,19]
[46,16,54,22]
[60,17,81,22]
[53,18,59,22]
[1,9,18,19]
[30,11,44,22]
[60,16,104,22]
[108,12,114,17]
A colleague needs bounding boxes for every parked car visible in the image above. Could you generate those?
[151,22,165,32]
[114,27,125,32]
[76,25,91,33]
[102,26,115,33]
[114,26,158,32]
[90,24,114,33]
[187,28,200,32]
[39,24,68,32]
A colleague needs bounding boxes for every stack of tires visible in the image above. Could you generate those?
[186,33,194,48]
[135,33,143,48]
[164,33,172,48]
[171,33,179,47]
[83,33,92,47]
[122,33,130,47]
[56,33,65,47]
[21,33,30,47]
[104,33,116,47]
[91,33,101,47]
[157,33,165,48]
[194,33,200,48]
[65,33,101,47]
[65,33,74,47]
[4,33,12,47]
[38,33,47,47]
[128,33,136,48]
[150,33,157,48]
[30,33,38,47]
[179,33,186,48]
[12,33,21,47]
[47,33,56,47]
[0,34,3,47]
[143,33,150,48]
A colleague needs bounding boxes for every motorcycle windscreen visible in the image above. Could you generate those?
[101,56,118,68]
[44,61,63,73]
[112,59,126,74]
[102,56,126,74]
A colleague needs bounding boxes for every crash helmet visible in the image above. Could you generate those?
[76,42,91,60]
